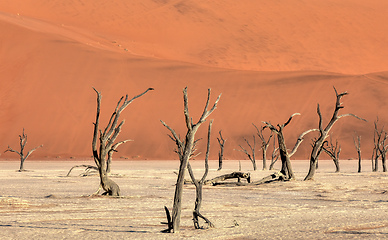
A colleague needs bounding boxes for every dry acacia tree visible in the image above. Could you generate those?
[322,137,341,172]
[371,118,388,172]
[161,87,221,233]
[237,136,257,170]
[187,120,214,229]
[92,87,153,196]
[304,87,366,181]
[217,130,226,171]
[253,123,273,170]
[353,134,362,173]
[263,113,317,181]
[5,129,43,172]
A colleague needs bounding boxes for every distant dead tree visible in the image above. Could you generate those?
[371,118,387,172]
[92,87,153,196]
[253,124,273,170]
[161,87,221,233]
[5,129,43,172]
[263,113,317,181]
[380,134,388,172]
[217,130,226,171]
[187,121,215,229]
[353,133,362,173]
[236,136,257,170]
[322,137,341,172]
[304,87,366,181]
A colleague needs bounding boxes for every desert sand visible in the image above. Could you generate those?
[1,1,388,238]
[0,0,388,160]
[0,160,387,239]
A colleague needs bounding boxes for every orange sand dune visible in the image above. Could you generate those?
[0,1,388,161]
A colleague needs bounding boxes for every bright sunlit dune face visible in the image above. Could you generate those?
[0,0,387,160]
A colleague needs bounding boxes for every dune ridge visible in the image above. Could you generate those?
[1,0,388,160]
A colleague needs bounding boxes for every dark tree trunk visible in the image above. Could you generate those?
[263,113,316,181]
[217,130,226,171]
[5,129,42,172]
[92,87,153,196]
[187,121,214,229]
[353,135,362,173]
[161,87,221,233]
[305,87,365,181]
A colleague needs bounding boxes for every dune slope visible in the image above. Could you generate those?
[1,1,388,160]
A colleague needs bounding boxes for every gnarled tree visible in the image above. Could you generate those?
[322,137,341,172]
[353,134,362,173]
[217,130,226,171]
[187,120,214,229]
[253,124,273,170]
[263,113,318,180]
[372,118,387,172]
[237,136,257,170]
[92,87,153,196]
[304,87,366,181]
[161,87,221,233]
[5,129,43,172]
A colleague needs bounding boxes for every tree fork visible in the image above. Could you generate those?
[161,87,221,233]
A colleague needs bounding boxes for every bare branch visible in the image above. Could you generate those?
[289,129,319,157]
[283,113,301,127]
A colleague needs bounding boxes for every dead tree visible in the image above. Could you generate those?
[353,134,362,173]
[5,129,43,171]
[304,87,366,181]
[372,118,387,172]
[253,124,273,170]
[161,87,221,233]
[322,137,341,172]
[92,87,153,196]
[378,132,388,172]
[237,136,257,170]
[187,121,214,229]
[217,130,226,171]
[263,113,317,180]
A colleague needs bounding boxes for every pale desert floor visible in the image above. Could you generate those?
[1,160,387,240]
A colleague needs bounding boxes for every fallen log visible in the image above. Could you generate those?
[205,172,251,186]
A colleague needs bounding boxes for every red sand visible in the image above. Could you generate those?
[1,0,388,160]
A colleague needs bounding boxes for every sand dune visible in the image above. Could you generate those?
[1,1,388,160]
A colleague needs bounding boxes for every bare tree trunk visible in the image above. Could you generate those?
[161,87,221,233]
[305,87,365,181]
[217,130,226,171]
[5,129,43,172]
[92,87,153,196]
[263,113,316,181]
[269,138,278,170]
[353,134,362,173]
[187,121,214,229]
